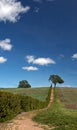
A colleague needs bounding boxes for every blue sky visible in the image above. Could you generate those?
[0,0,77,88]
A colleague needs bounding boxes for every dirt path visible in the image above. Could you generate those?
[0,88,54,130]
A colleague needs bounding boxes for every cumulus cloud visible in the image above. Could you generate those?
[0,38,13,51]
[33,57,56,65]
[26,55,56,65]
[0,0,30,22]
[22,66,38,71]
[72,53,77,60]
[0,56,7,63]
[26,55,34,63]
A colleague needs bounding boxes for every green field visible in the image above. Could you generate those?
[0,87,49,101]
[33,87,77,130]
[57,87,77,109]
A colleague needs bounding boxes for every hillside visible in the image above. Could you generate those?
[0,87,49,101]
[57,87,77,109]
[34,87,77,130]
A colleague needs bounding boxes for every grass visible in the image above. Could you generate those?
[33,87,77,130]
[57,87,77,109]
[0,87,49,101]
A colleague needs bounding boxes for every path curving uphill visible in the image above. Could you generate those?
[0,88,54,130]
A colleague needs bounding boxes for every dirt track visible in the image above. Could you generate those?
[0,88,54,130]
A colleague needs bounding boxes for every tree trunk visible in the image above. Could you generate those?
[54,83,56,87]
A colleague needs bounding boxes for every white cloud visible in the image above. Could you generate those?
[72,53,77,60]
[26,55,34,63]
[26,55,56,65]
[0,38,13,51]
[0,0,30,22]
[0,56,7,63]
[33,57,56,65]
[22,66,38,71]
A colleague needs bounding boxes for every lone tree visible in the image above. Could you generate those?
[18,80,31,88]
[49,74,64,87]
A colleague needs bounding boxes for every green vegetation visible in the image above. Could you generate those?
[33,88,77,130]
[0,91,21,122]
[57,87,77,109]
[1,86,77,129]
[49,74,64,87]
[18,80,31,88]
[0,87,51,122]
[0,87,49,101]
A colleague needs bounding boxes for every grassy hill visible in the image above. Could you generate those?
[57,87,77,109]
[0,87,49,101]
[1,86,77,129]
[33,87,77,130]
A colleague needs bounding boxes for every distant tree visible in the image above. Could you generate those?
[18,80,31,88]
[49,74,64,87]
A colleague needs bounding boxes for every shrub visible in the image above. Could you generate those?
[20,95,46,111]
[0,87,51,122]
[0,91,21,122]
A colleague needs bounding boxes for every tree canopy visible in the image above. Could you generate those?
[18,80,31,88]
[49,74,64,87]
